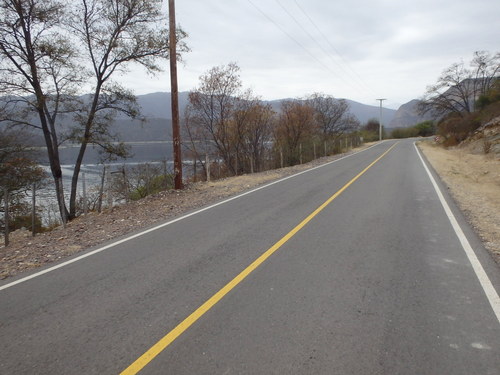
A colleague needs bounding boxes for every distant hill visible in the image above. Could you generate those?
[1,92,398,144]
[389,99,435,128]
[112,118,172,142]
[133,92,191,119]
[344,99,395,125]
[135,92,396,128]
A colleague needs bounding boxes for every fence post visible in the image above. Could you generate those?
[97,165,106,213]
[192,156,197,183]
[106,165,112,208]
[324,141,327,157]
[32,183,36,237]
[82,172,88,215]
[299,143,303,164]
[313,142,316,160]
[4,189,9,247]
[145,163,150,196]
[205,153,210,182]
[57,179,66,228]
[164,159,170,188]
[280,148,284,169]
[123,167,129,203]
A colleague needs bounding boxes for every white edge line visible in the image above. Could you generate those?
[0,142,384,292]
[414,142,500,324]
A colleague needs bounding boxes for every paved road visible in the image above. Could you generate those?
[1,140,499,374]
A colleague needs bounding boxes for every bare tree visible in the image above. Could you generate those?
[307,93,359,139]
[0,0,188,221]
[0,0,81,222]
[274,99,316,166]
[232,92,275,173]
[65,0,187,218]
[419,51,500,118]
[0,128,46,231]
[187,63,241,175]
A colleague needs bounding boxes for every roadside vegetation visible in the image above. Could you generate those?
[183,63,361,179]
[419,51,500,148]
[0,0,188,224]
[390,121,436,139]
[1,10,498,248]
[387,51,499,146]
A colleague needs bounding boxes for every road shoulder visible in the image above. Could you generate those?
[417,140,500,265]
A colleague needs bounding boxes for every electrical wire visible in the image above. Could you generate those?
[293,0,377,97]
[246,0,364,94]
[275,0,367,95]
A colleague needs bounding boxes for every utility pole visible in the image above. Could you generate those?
[376,98,386,141]
[169,0,183,189]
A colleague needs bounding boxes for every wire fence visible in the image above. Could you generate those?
[2,135,363,246]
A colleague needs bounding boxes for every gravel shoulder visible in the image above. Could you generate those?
[0,146,372,280]
[3,140,498,280]
[418,140,500,265]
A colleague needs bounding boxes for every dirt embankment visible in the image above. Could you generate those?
[2,140,499,280]
[418,140,500,264]
[0,147,370,280]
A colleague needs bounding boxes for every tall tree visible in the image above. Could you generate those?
[0,0,188,221]
[307,93,359,139]
[419,51,500,118]
[274,99,316,166]
[187,63,241,175]
[234,96,275,173]
[0,0,77,222]
[65,0,187,218]
[0,128,46,231]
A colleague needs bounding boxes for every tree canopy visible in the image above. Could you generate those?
[0,0,188,221]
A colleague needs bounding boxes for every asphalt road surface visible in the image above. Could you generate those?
[1,140,499,374]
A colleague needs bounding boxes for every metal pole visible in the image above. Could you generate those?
[376,98,386,141]
[169,0,183,189]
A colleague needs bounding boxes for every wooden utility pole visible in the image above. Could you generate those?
[169,0,183,189]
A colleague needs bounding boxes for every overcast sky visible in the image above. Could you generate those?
[124,0,500,109]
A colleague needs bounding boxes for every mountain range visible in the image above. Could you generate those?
[388,99,434,128]
[134,91,399,127]
[1,92,431,145]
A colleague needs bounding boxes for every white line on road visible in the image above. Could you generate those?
[0,142,385,292]
[414,142,500,324]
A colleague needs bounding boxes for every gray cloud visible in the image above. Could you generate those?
[124,0,500,109]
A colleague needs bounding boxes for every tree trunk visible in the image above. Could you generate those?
[69,82,102,218]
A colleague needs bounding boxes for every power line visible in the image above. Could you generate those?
[246,0,359,93]
[275,0,367,95]
[293,0,376,97]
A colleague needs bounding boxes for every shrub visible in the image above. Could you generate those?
[391,127,419,139]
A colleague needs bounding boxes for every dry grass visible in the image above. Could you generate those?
[418,140,500,263]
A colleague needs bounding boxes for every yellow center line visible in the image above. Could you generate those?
[120,142,398,375]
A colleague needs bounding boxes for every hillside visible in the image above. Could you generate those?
[136,92,396,126]
[1,92,398,144]
[389,99,434,128]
